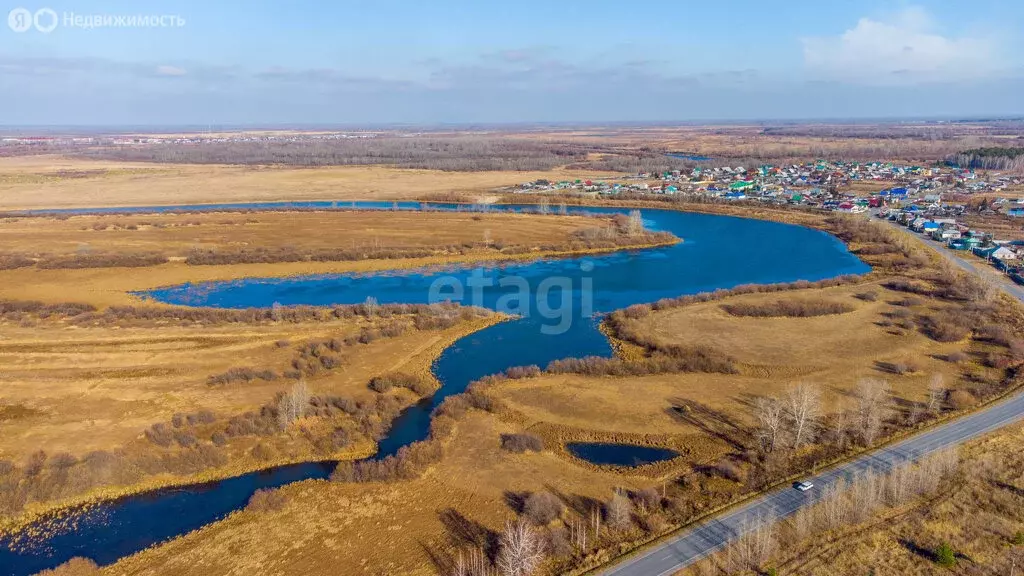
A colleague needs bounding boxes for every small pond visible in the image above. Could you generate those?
[566,442,679,467]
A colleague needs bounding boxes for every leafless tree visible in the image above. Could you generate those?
[785,382,821,449]
[452,546,492,576]
[626,210,644,236]
[605,491,633,531]
[726,513,777,572]
[569,517,587,551]
[819,479,850,529]
[856,379,892,446]
[755,395,786,453]
[789,504,816,541]
[277,380,310,429]
[496,519,545,576]
[590,505,602,537]
[830,410,849,451]
[926,373,946,414]
[363,296,379,317]
[850,470,882,523]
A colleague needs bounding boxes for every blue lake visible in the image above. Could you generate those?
[566,443,679,467]
[666,152,712,162]
[0,203,868,575]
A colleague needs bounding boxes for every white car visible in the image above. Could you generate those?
[795,481,814,492]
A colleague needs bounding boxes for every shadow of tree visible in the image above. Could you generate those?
[898,538,936,563]
[503,490,529,515]
[543,484,603,518]
[667,397,750,452]
[437,507,499,560]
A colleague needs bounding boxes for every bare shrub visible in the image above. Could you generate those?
[504,365,541,379]
[36,252,168,269]
[947,389,978,410]
[854,291,878,302]
[500,433,543,453]
[621,304,652,319]
[207,367,279,386]
[918,315,971,342]
[715,459,746,483]
[545,347,736,377]
[721,299,855,318]
[522,492,564,525]
[246,488,288,513]
[368,372,432,395]
[144,423,173,447]
[945,351,969,363]
[186,410,216,425]
[0,253,34,270]
[251,442,276,461]
[33,557,100,576]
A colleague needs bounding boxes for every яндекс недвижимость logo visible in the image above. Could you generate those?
[8,7,185,32]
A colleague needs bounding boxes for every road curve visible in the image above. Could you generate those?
[599,220,1024,576]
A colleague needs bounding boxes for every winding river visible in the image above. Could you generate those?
[0,203,869,575]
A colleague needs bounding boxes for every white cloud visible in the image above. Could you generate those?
[155,65,187,77]
[802,6,1002,83]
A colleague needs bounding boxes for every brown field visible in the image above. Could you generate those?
[8,201,1023,576]
[105,410,654,576]
[0,210,603,258]
[0,210,643,308]
[0,315,455,460]
[0,304,504,524]
[96,276,1016,576]
[962,212,1024,242]
[0,155,614,210]
[495,280,1000,471]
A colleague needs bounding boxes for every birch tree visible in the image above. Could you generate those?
[277,380,310,429]
[605,491,633,531]
[926,373,946,414]
[627,209,644,236]
[856,379,892,446]
[496,520,544,576]
[785,382,821,449]
[755,395,786,453]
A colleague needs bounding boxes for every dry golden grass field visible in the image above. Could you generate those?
[0,155,613,210]
[494,279,1002,478]
[0,303,505,526]
[0,210,635,308]
[104,410,655,576]
[0,315,469,462]
[0,211,599,258]
[6,199,1021,576]
[96,276,1017,576]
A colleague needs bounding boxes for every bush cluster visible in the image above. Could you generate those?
[720,299,855,318]
[500,433,544,453]
[368,372,433,396]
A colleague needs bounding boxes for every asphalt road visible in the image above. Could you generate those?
[881,217,1024,303]
[600,220,1024,576]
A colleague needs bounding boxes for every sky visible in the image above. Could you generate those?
[1,0,1023,125]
